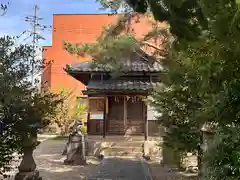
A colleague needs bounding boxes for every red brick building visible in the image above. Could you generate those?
[41,13,166,100]
[42,14,116,95]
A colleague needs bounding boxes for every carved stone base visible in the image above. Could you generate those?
[15,170,42,180]
[62,142,68,155]
[63,134,87,165]
[64,147,87,165]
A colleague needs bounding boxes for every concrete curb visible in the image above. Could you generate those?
[140,158,153,180]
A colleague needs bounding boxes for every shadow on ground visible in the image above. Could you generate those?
[35,136,198,180]
[6,137,98,180]
[33,138,99,180]
[149,162,198,180]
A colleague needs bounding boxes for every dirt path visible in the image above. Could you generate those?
[6,135,98,180]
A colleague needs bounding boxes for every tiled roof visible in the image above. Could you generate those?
[84,80,162,94]
[66,60,163,73]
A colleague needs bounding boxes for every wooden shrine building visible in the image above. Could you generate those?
[65,54,163,140]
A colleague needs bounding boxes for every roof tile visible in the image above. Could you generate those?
[86,79,162,92]
[67,60,163,73]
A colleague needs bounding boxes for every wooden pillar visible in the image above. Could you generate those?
[87,97,90,134]
[144,102,148,141]
[123,96,127,132]
[87,112,90,134]
[103,96,107,139]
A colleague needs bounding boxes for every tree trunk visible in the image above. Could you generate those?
[18,146,36,172]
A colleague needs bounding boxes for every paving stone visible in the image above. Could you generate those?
[87,158,149,180]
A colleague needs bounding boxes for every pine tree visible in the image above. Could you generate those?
[69,0,240,177]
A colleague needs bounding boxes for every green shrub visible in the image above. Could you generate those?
[202,125,240,180]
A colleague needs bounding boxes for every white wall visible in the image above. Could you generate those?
[147,96,162,120]
[90,113,103,120]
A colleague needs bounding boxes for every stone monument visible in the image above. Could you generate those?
[200,123,216,175]
[63,120,87,165]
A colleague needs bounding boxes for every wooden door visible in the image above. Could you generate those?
[106,96,145,135]
[125,98,144,135]
[107,96,125,134]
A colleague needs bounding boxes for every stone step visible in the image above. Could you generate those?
[102,149,143,157]
[106,147,143,152]
[87,136,145,142]
[146,156,163,163]
[105,155,143,159]
[104,136,145,141]
[101,141,144,148]
[101,146,143,157]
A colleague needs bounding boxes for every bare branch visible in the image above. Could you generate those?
[141,41,164,51]
[0,3,9,16]
[103,12,138,39]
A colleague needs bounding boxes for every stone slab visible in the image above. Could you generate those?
[86,157,152,180]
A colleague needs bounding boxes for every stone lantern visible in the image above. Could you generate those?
[15,132,41,180]
[200,123,216,175]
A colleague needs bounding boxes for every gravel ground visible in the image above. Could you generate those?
[149,162,198,180]
[4,135,98,180]
[2,135,198,180]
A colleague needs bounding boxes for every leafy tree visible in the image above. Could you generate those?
[202,125,240,180]
[151,32,222,171]
[65,13,172,70]
[52,88,87,135]
[133,0,240,178]
[97,0,208,41]
[71,0,202,158]
[0,36,62,177]
[69,0,240,178]
[96,0,132,13]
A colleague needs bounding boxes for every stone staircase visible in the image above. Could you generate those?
[101,140,144,158]
[87,135,163,162]
[87,136,145,159]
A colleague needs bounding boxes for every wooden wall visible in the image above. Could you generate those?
[87,119,160,136]
[87,119,103,135]
[87,96,161,136]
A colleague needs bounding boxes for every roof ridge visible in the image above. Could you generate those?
[53,13,120,16]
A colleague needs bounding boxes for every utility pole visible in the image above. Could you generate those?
[24,5,51,87]
[31,5,38,86]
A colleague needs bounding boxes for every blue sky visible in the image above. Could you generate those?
[0,0,109,46]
